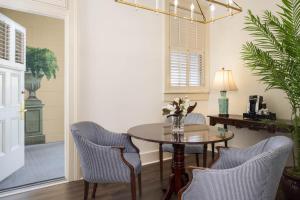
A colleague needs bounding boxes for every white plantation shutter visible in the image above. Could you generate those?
[0,20,10,60]
[15,30,25,64]
[170,50,203,87]
[189,53,202,86]
[189,22,197,49]
[170,15,180,48]
[170,50,187,86]
[168,6,206,91]
[169,5,205,49]
[0,13,26,67]
[196,22,205,50]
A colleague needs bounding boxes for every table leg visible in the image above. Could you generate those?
[159,143,163,185]
[203,144,208,168]
[223,124,228,148]
[224,124,228,129]
[163,144,188,200]
[211,143,215,161]
[224,140,228,148]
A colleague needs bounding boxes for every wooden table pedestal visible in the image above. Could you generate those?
[163,144,189,200]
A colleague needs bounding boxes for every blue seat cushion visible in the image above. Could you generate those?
[162,144,203,154]
[123,153,142,174]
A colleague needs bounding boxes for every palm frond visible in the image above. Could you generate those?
[242,42,289,91]
[242,0,300,171]
[244,10,285,61]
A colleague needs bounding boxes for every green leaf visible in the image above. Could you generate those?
[242,0,300,172]
[26,46,59,80]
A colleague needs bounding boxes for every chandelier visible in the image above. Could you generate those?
[115,0,242,24]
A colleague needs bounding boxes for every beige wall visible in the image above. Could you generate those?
[77,0,165,163]
[0,8,65,143]
[77,0,291,164]
[207,0,291,148]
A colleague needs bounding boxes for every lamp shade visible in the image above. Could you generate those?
[213,68,237,91]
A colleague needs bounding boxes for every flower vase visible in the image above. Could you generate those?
[171,115,185,135]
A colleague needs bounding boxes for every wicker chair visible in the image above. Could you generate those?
[71,121,141,200]
[179,136,293,200]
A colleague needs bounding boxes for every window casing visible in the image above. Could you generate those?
[165,4,209,100]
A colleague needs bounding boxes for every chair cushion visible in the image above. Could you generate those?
[123,153,142,174]
[162,144,203,154]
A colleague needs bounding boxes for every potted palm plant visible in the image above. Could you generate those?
[242,0,300,199]
[25,47,58,100]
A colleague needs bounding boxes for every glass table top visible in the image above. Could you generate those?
[128,123,234,144]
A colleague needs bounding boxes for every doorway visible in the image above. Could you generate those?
[0,8,65,191]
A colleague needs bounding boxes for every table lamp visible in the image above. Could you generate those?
[213,68,237,117]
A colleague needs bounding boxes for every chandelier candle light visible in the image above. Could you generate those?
[115,0,242,24]
[174,0,178,14]
[213,68,237,117]
[209,3,216,21]
[191,3,195,20]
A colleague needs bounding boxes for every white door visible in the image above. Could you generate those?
[0,13,26,182]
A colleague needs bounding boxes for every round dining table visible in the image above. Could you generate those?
[128,123,234,200]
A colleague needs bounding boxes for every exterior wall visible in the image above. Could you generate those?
[0,8,65,143]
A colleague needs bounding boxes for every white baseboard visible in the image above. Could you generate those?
[140,147,219,166]
[140,150,172,166]
[0,179,67,198]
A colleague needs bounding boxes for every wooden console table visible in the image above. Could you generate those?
[208,115,292,133]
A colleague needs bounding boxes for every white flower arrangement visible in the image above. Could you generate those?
[162,97,197,117]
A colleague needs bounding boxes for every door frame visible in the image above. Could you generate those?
[0,0,80,188]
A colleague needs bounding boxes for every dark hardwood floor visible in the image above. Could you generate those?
[1,156,203,200]
[0,155,285,200]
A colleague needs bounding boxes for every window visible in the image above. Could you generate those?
[165,4,209,101]
[170,50,203,87]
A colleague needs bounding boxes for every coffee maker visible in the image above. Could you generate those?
[247,95,263,114]
[243,95,276,120]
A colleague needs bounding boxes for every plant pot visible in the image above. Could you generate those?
[281,167,300,200]
[25,72,43,100]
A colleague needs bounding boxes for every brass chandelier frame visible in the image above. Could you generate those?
[115,0,242,24]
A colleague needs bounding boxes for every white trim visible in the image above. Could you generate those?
[140,148,218,166]
[64,0,80,180]
[0,0,79,187]
[140,150,172,166]
[32,0,67,9]
[164,92,209,102]
[0,180,67,198]
[0,0,67,19]
[142,157,172,166]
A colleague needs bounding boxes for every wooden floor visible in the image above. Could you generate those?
[1,155,285,200]
[1,156,203,200]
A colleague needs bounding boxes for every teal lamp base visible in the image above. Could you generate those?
[218,91,229,117]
